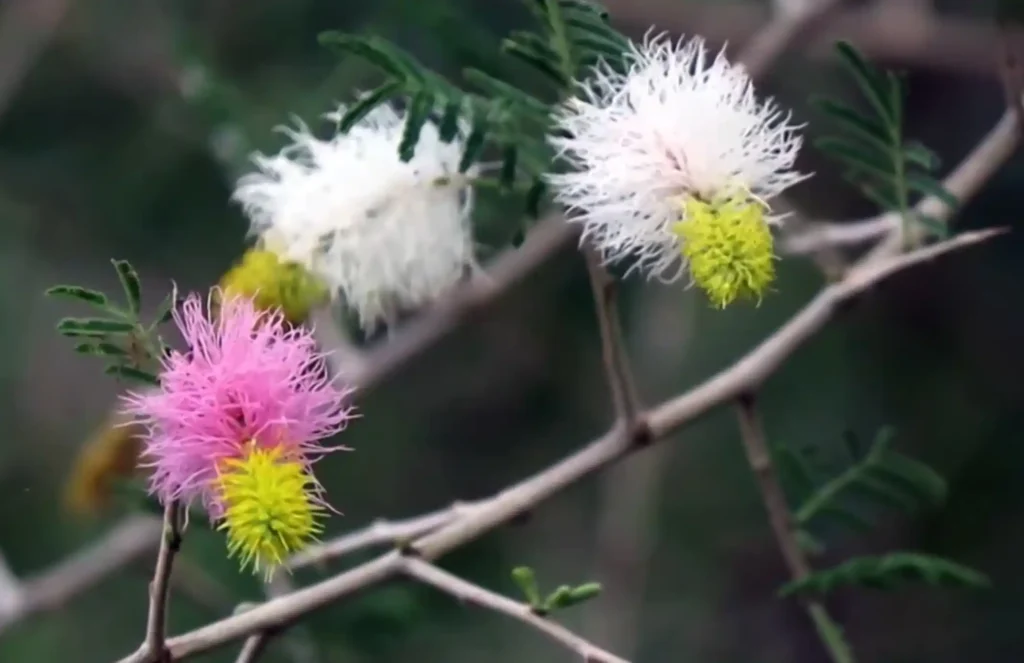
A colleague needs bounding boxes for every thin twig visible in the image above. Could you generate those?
[781,216,898,255]
[121,228,1001,663]
[0,551,23,627]
[576,248,643,655]
[583,292,699,654]
[143,502,185,660]
[286,504,475,571]
[863,114,1019,263]
[584,249,640,421]
[234,633,271,663]
[734,396,809,579]
[734,396,854,663]
[735,0,843,80]
[401,557,629,663]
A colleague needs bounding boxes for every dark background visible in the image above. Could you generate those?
[1,1,1022,661]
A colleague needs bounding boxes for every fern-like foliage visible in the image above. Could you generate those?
[814,41,958,238]
[778,427,946,546]
[776,427,989,598]
[47,260,175,387]
[318,0,628,228]
[780,552,990,597]
[512,0,629,83]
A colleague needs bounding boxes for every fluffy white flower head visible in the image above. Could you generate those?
[233,102,477,331]
[548,33,808,300]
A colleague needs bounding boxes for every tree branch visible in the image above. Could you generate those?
[121,227,1001,663]
[734,397,855,663]
[0,551,23,630]
[255,578,322,663]
[648,226,1001,433]
[734,396,810,580]
[234,633,270,663]
[285,503,477,571]
[142,502,185,661]
[781,216,898,255]
[401,557,629,663]
[0,515,162,636]
[605,0,997,76]
[734,0,842,80]
[584,249,640,422]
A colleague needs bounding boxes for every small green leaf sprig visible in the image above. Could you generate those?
[814,42,958,241]
[511,566,602,615]
[48,259,177,386]
[776,427,989,598]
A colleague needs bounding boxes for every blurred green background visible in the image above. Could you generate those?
[1,0,1023,661]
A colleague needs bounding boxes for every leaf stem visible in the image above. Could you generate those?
[735,396,857,663]
[794,447,880,525]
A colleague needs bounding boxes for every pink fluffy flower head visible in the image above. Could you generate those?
[122,290,354,513]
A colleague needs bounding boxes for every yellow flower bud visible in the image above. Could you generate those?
[64,411,143,516]
[672,194,776,308]
[219,248,329,325]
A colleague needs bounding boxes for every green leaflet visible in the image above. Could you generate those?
[780,552,990,597]
[816,41,956,239]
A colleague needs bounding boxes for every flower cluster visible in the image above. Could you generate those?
[233,103,478,332]
[123,292,354,576]
[548,33,807,307]
[105,25,806,578]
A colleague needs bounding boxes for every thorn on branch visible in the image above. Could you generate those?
[396,539,422,557]
[626,416,653,449]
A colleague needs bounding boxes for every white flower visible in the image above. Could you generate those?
[233,102,477,331]
[547,33,807,284]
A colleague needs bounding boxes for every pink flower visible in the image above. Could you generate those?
[122,290,354,512]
